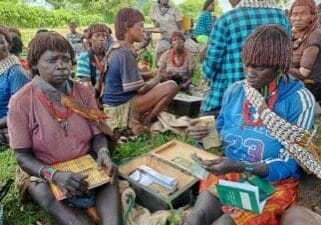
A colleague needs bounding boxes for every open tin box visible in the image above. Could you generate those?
[119,140,218,211]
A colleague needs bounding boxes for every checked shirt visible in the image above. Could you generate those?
[201,7,291,112]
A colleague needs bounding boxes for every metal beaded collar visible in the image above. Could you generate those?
[0,55,20,75]
[243,80,321,178]
[238,0,278,9]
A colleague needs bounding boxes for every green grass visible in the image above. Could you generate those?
[0,149,55,225]
[0,132,195,225]
[3,115,321,224]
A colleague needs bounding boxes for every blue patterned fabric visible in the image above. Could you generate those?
[0,64,29,119]
[201,7,291,112]
[193,10,215,38]
[76,52,95,79]
[217,76,315,181]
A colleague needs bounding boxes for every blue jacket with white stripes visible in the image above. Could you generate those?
[216,76,315,182]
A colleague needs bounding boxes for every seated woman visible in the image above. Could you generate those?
[0,26,29,146]
[101,7,178,133]
[76,23,109,90]
[289,0,321,101]
[185,25,316,225]
[149,0,200,63]
[158,31,196,94]
[192,0,216,45]
[8,32,120,225]
[149,0,182,64]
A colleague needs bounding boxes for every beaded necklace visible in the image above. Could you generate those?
[0,55,20,74]
[170,49,187,67]
[93,54,107,76]
[243,79,278,126]
[37,81,74,136]
[243,79,321,178]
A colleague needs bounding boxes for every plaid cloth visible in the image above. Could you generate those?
[201,7,291,112]
[193,10,216,38]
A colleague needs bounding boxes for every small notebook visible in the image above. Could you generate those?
[49,154,111,201]
[216,178,275,214]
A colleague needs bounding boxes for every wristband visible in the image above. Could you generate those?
[242,161,254,174]
[98,147,110,157]
[38,165,46,178]
[40,167,57,183]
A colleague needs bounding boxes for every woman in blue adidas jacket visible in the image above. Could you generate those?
[185,25,316,225]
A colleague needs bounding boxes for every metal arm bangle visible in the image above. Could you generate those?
[98,147,110,157]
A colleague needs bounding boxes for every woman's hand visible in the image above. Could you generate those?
[202,157,244,176]
[97,149,114,176]
[187,123,210,140]
[138,81,154,94]
[52,171,89,197]
[138,76,161,94]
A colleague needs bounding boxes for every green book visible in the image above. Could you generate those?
[216,179,273,214]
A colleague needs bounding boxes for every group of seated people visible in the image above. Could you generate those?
[0,0,321,224]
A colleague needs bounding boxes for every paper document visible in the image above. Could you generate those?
[129,165,178,192]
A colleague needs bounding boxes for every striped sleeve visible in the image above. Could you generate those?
[291,88,315,129]
[264,87,315,182]
[76,52,91,78]
[118,50,144,92]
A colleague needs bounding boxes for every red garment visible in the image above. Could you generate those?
[8,81,101,165]
[200,173,298,225]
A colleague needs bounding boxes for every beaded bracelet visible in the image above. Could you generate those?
[98,147,110,157]
[38,165,46,178]
[242,161,254,174]
[40,166,57,183]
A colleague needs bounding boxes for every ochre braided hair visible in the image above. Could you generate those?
[242,25,292,74]
[115,7,144,41]
[86,23,109,40]
[28,31,74,77]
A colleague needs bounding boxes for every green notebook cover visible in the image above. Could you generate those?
[240,176,276,201]
[216,179,270,214]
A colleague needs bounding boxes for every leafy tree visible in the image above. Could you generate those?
[41,0,136,23]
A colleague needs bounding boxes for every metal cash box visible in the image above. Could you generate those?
[167,94,203,118]
[119,140,218,211]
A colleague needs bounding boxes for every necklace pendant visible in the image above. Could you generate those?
[253,113,259,121]
[60,120,69,136]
